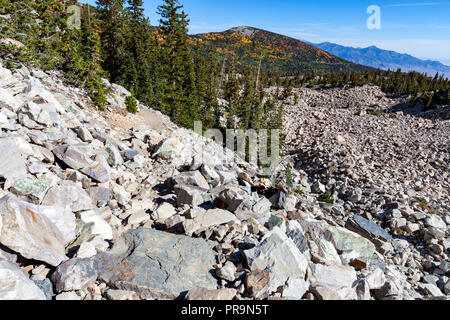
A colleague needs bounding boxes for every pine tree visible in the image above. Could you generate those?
[96,0,127,84]
[157,0,199,128]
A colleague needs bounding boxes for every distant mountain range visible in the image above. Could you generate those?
[310,42,450,79]
[191,26,372,73]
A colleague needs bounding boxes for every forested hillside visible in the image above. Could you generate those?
[0,0,448,133]
[192,26,372,73]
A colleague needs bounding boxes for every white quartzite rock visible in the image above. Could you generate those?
[0,194,68,266]
[0,258,47,300]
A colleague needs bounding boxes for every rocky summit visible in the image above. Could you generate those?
[0,61,449,301]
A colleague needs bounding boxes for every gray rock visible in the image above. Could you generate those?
[81,160,110,183]
[348,187,363,202]
[0,258,47,300]
[244,227,308,290]
[0,87,21,112]
[219,186,248,212]
[365,268,386,290]
[79,210,113,240]
[88,187,112,207]
[312,181,326,194]
[425,215,446,231]
[52,144,93,170]
[76,126,93,142]
[201,165,220,187]
[42,180,94,212]
[327,225,376,259]
[444,280,450,295]
[355,279,371,300]
[122,150,140,161]
[32,279,53,300]
[252,197,272,215]
[51,258,98,293]
[345,215,392,244]
[175,184,206,207]
[100,228,219,299]
[286,228,309,256]
[183,209,236,236]
[173,171,210,190]
[106,144,123,167]
[418,283,444,297]
[155,202,176,221]
[153,138,185,160]
[439,261,450,273]
[267,214,284,230]
[216,261,237,282]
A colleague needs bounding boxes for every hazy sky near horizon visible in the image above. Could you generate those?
[84,0,450,65]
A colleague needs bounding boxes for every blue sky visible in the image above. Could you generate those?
[84,0,450,65]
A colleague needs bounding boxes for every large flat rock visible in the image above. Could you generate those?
[101,228,219,299]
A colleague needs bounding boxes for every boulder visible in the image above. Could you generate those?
[81,160,110,183]
[182,209,237,236]
[51,258,98,293]
[153,138,186,160]
[215,261,237,282]
[309,263,358,300]
[99,228,219,299]
[11,178,49,203]
[42,181,94,212]
[52,144,93,170]
[327,225,376,259]
[0,258,47,300]
[173,171,210,190]
[282,278,310,300]
[243,227,308,290]
[175,184,206,207]
[0,194,68,266]
[345,215,392,246]
[0,88,21,112]
[155,202,176,221]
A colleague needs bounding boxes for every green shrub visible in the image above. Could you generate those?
[125,95,138,114]
[366,109,384,116]
[285,164,293,187]
[318,191,334,204]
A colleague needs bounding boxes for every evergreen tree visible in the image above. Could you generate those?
[157,0,199,128]
[96,0,127,84]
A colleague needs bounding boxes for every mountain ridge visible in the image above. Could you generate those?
[310,41,450,78]
[191,26,373,73]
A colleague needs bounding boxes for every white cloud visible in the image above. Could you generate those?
[382,2,448,8]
